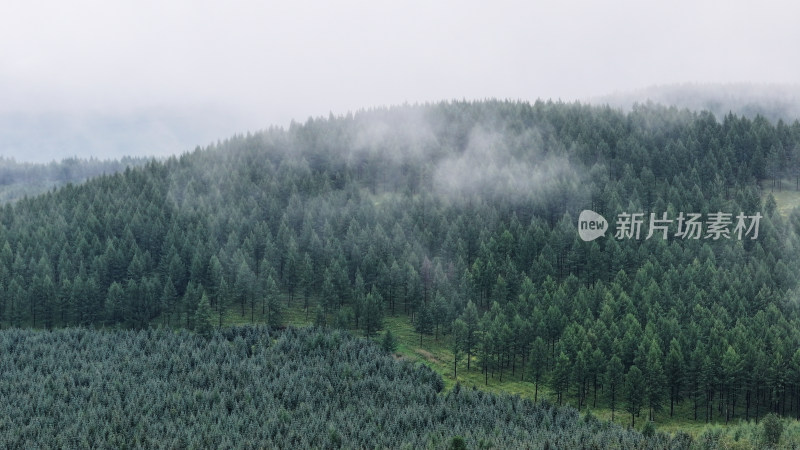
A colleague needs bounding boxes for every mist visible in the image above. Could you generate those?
[3,1,799,163]
[596,83,800,123]
[0,106,264,164]
[432,125,583,203]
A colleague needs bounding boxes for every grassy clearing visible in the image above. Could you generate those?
[376,314,800,444]
[215,297,800,443]
[761,179,800,217]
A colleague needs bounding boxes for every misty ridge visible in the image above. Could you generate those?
[596,82,800,123]
[325,103,584,185]
[0,105,257,164]
[6,88,790,215]
[0,156,151,203]
[328,103,585,203]
[2,82,798,195]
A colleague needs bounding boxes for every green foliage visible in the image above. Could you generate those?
[0,326,679,448]
[761,413,783,447]
[452,318,467,379]
[606,355,624,421]
[313,304,326,328]
[362,290,383,336]
[193,292,214,338]
[0,100,800,433]
[415,303,434,344]
[381,328,398,353]
[625,365,645,427]
[642,420,656,437]
[551,352,571,405]
[448,436,467,450]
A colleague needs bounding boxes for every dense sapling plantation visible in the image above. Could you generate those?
[0,326,683,448]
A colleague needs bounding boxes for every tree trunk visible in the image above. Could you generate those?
[670,390,674,417]
[610,397,614,422]
[745,390,750,421]
[511,352,516,376]
[755,387,760,423]
[498,352,503,382]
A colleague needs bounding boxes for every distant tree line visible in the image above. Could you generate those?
[0,156,150,203]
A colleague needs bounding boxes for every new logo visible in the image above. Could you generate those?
[578,210,608,242]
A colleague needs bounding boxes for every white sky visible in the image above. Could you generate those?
[1,0,799,160]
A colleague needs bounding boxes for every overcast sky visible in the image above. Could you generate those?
[2,0,799,161]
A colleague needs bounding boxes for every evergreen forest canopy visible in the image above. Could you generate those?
[0,326,685,448]
[2,99,800,429]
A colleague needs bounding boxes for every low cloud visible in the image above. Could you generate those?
[433,125,583,201]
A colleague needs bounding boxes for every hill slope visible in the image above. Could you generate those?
[1,100,800,429]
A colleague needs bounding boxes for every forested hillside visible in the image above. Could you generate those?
[2,100,800,429]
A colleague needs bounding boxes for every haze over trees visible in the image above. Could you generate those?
[598,83,800,124]
[2,99,800,432]
[0,156,150,203]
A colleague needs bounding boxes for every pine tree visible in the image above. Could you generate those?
[665,339,684,418]
[194,292,214,338]
[452,318,467,380]
[300,253,313,312]
[529,337,548,402]
[606,355,624,423]
[234,260,255,318]
[552,351,571,406]
[105,282,124,325]
[160,277,178,326]
[645,340,666,422]
[362,290,383,336]
[721,345,742,423]
[182,281,200,330]
[381,329,397,354]
[313,304,326,328]
[625,365,645,427]
[262,274,281,327]
[217,277,229,328]
[460,300,479,371]
[415,302,434,345]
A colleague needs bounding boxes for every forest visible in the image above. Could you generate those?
[0,325,686,448]
[2,100,800,445]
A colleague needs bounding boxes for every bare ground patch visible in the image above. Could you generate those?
[416,348,441,364]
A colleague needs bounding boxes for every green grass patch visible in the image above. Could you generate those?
[216,296,800,443]
[761,179,800,217]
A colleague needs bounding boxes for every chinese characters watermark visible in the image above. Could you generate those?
[578,210,761,242]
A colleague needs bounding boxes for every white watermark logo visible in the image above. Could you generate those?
[578,211,762,242]
[578,210,608,241]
